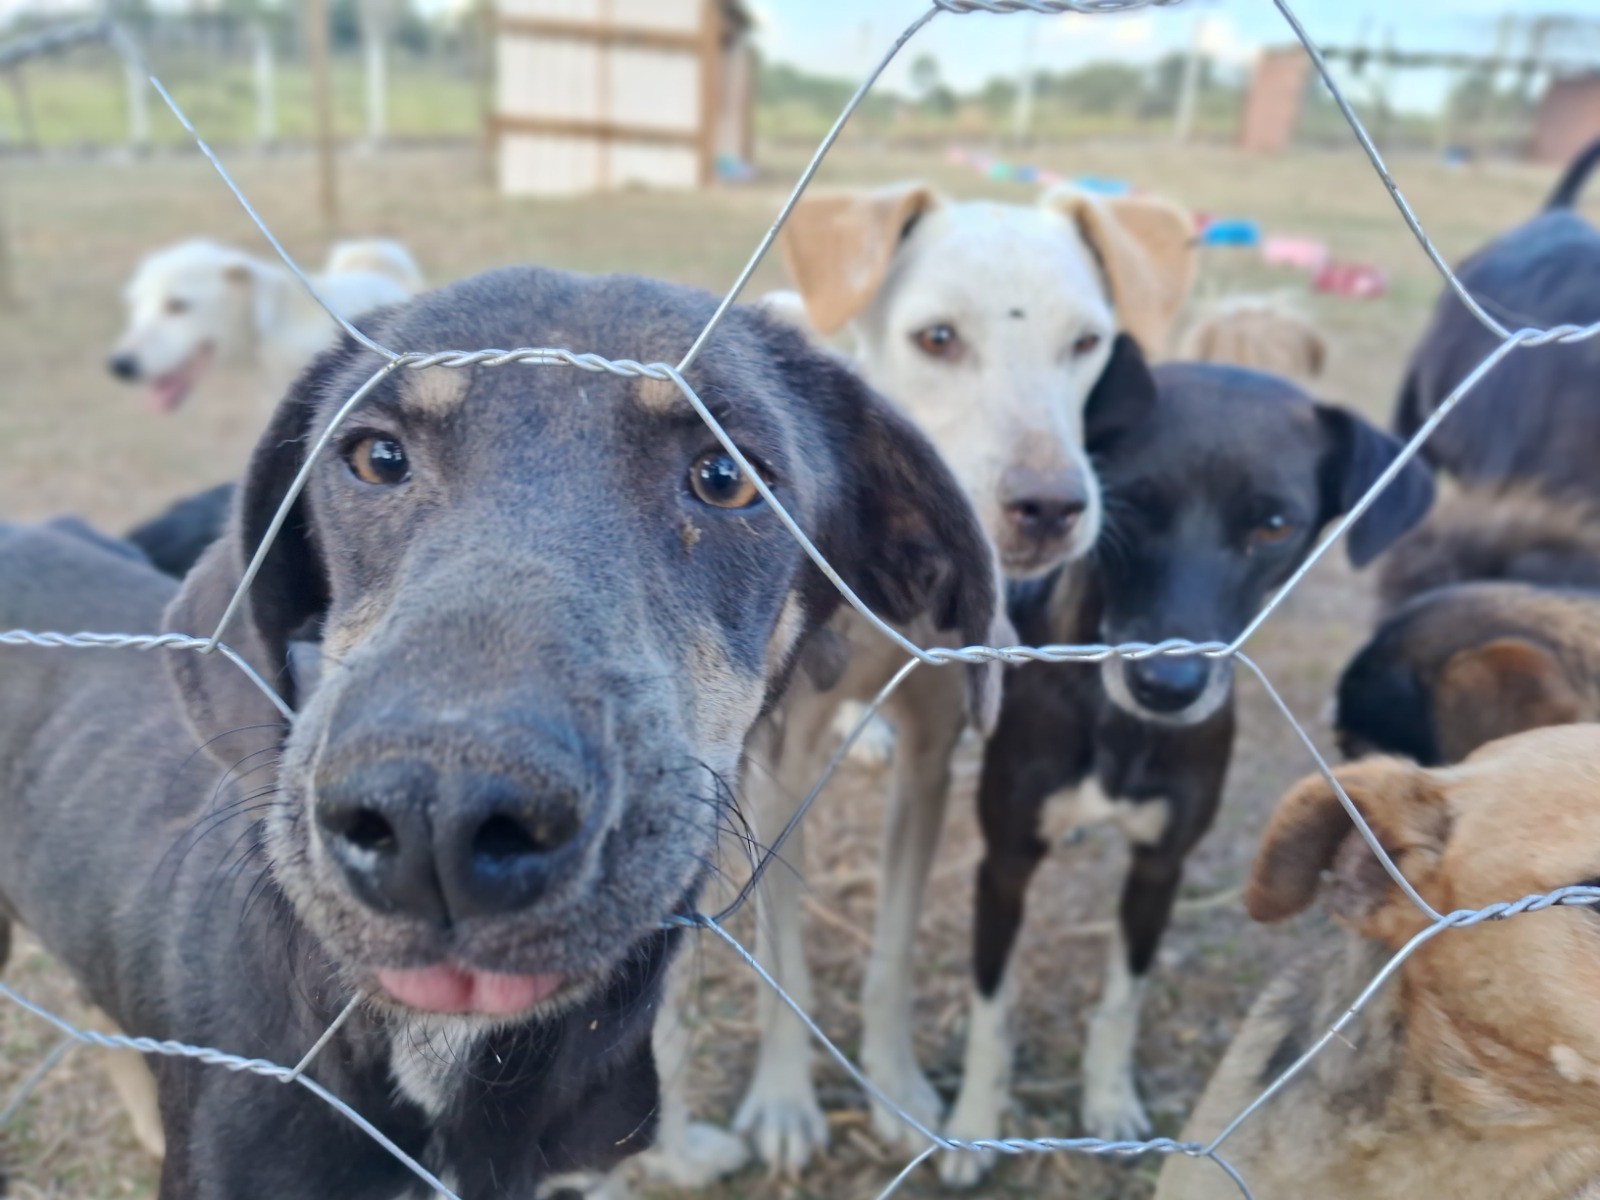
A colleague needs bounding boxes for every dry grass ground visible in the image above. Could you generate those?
[0,134,1578,1199]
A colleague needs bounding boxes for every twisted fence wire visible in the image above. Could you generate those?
[3,0,1600,1196]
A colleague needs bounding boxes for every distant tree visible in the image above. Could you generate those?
[756,60,897,134]
[910,52,943,99]
[909,53,956,116]
[1145,49,1215,115]
[981,76,1018,118]
[1037,61,1145,116]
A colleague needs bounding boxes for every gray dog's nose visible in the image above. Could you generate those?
[1000,466,1087,544]
[1125,656,1211,714]
[107,352,140,382]
[315,756,589,923]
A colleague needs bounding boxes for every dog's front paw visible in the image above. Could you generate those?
[937,1146,997,1190]
[862,1045,944,1152]
[1080,1068,1151,1143]
[937,1070,1007,1188]
[734,1073,829,1177]
[631,1122,750,1188]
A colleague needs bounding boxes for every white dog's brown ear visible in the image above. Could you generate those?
[779,183,940,335]
[1246,757,1447,941]
[1043,186,1196,355]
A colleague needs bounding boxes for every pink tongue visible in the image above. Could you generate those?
[375,965,563,1016]
[146,376,188,413]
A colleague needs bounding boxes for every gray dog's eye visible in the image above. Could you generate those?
[1071,330,1103,357]
[164,297,190,316]
[689,451,760,509]
[345,435,410,486]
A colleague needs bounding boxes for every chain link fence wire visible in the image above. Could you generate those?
[6,2,1600,1197]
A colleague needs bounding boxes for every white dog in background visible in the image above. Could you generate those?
[107,238,423,412]
[639,182,1196,1190]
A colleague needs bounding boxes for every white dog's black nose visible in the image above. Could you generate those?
[1000,465,1087,544]
[316,756,590,923]
[1125,656,1211,714]
[107,353,140,382]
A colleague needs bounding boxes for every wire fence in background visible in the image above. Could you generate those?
[4,1,1600,1198]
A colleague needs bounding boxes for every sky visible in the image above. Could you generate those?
[747,0,1600,113]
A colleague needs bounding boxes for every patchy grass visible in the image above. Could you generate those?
[0,137,1577,1198]
[2,54,479,149]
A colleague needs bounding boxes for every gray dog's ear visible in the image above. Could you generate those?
[809,358,1004,732]
[162,360,332,761]
[1315,405,1436,569]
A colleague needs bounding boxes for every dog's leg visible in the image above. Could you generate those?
[860,678,966,1150]
[732,723,831,1176]
[629,949,750,1188]
[940,792,1052,1187]
[941,659,1083,1187]
[940,961,1019,1187]
[81,1006,166,1160]
[1082,837,1181,1142]
[1081,926,1151,1141]
[832,699,897,770]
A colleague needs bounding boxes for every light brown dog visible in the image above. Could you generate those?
[1177,295,1327,382]
[1157,725,1600,1200]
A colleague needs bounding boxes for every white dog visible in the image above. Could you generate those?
[640,182,1196,1188]
[108,238,423,412]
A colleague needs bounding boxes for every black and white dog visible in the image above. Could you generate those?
[940,357,1434,1185]
[0,267,1001,1198]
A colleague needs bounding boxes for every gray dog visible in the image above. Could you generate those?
[1394,135,1600,497]
[0,266,1000,1199]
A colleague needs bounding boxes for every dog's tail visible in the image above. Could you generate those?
[1543,137,1600,212]
[1377,481,1600,613]
[325,239,425,293]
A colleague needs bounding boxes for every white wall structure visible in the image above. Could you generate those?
[494,0,752,197]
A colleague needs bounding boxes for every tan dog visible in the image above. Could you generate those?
[640,183,1196,1185]
[1157,725,1600,1200]
[1177,295,1326,382]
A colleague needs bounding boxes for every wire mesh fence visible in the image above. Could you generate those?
[4,1,1600,1198]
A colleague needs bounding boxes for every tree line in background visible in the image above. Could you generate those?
[756,45,1560,154]
[1,4,1572,159]
[757,49,1247,143]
